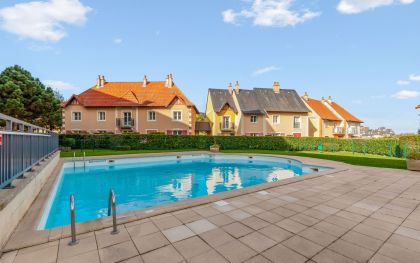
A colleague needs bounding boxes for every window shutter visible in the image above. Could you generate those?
[182,130,187,135]
[167,130,172,135]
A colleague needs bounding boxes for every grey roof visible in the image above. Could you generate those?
[236,88,310,114]
[208,89,238,113]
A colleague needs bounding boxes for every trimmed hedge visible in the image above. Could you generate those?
[59,134,419,158]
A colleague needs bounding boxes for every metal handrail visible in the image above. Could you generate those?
[108,190,119,234]
[69,195,78,245]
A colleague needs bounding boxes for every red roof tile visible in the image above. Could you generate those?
[329,102,363,123]
[303,98,341,121]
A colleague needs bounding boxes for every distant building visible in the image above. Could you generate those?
[360,126,395,138]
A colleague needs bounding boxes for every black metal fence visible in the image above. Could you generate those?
[0,113,59,189]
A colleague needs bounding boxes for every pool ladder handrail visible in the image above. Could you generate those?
[107,190,119,234]
[69,195,78,246]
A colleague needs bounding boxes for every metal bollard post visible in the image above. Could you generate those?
[73,152,76,168]
[68,195,79,245]
[83,152,86,168]
[109,190,119,235]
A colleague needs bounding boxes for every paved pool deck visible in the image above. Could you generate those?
[1,153,420,263]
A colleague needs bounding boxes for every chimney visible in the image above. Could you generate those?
[143,75,148,87]
[327,96,332,104]
[235,81,240,94]
[321,96,326,102]
[168,74,174,88]
[273,81,280,93]
[303,92,309,101]
[100,75,105,87]
[96,75,101,88]
[228,83,233,94]
[165,74,169,87]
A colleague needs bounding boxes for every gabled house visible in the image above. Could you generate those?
[302,93,363,138]
[302,93,343,138]
[205,81,311,136]
[62,74,198,135]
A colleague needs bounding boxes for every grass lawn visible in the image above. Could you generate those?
[60,149,200,158]
[223,150,406,170]
[60,149,407,170]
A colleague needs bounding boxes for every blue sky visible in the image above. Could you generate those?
[0,0,419,133]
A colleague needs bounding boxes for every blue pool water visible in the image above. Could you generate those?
[39,154,329,229]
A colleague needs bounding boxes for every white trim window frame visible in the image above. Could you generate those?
[293,116,301,129]
[147,111,156,122]
[97,111,106,122]
[72,111,82,121]
[172,110,182,121]
[250,115,257,123]
[222,115,231,129]
[172,129,183,135]
[123,111,132,126]
[272,115,279,125]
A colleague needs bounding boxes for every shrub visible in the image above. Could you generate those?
[61,137,76,148]
[113,145,131,151]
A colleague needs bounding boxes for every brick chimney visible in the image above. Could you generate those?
[228,83,233,94]
[96,75,101,88]
[165,75,169,87]
[168,74,174,88]
[327,96,332,104]
[273,81,280,93]
[235,81,240,94]
[143,75,148,87]
[100,75,105,87]
[321,96,326,103]
[303,92,309,101]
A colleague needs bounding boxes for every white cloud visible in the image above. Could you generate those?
[252,66,280,76]
[43,80,76,91]
[337,0,416,14]
[0,0,91,42]
[113,38,123,45]
[392,90,420,99]
[396,80,410,85]
[409,74,420,81]
[222,0,320,27]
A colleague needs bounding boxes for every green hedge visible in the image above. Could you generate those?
[59,134,420,158]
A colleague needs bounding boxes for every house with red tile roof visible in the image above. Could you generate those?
[62,74,198,135]
[302,93,363,138]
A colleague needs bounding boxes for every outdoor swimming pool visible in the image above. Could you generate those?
[39,154,329,229]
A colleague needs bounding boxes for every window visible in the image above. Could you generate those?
[173,130,183,135]
[97,111,106,121]
[148,111,156,121]
[250,115,257,123]
[324,121,329,128]
[173,111,182,121]
[293,116,301,129]
[123,112,132,126]
[72,112,81,121]
[222,116,230,129]
[272,115,279,124]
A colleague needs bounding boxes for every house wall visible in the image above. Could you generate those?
[63,98,195,134]
[322,120,343,138]
[242,114,264,135]
[205,94,216,135]
[265,113,309,137]
[214,106,236,135]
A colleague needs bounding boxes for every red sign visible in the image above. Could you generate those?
[0,134,2,146]
[293,133,302,138]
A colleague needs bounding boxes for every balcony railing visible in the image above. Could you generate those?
[348,127,359,135]
[220,122,235,131]
[116,118,134,129]
[333,127,345,134]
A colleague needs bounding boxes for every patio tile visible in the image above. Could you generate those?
[240,216,270,230]
[272,206,297,217]
[126,221,159,238]
[226,209,252,221]
[353,223,392,241]
[142,245,184,263]
[341,231,383,251]
[313,221,348,237]
[98,240,138,263]
[120,256,144,263]
[283,235,323,258]
[199,228,235,247]
[14,242,58,263]
[298,227,337,247]
[255,211,284,223]
[259,224,293,242]
[312,249,357,263]
[186,219,217,234]
[95,227,131,249]
[290,213,320,226]
[58,250,100,263]
[58,234,97,260]
[207,213,235,227]
[239,231,276,252]
[395,226,420,241]
[242,205,265,215]
[214,204,235,213]
[243,255,272,263]
[193,206,220,217]
[276,218,307,234]
[162,225,195,243]
[173,236,211,259]
[222,222,253,238]
[369,253,400,263]
[132,231,169,254]
[0,251,17,263]
[363,218,399,232]
[151,214,183,230]
[187,249,228,263]
[328,239,375,262]
[262,243,307,263]
[173,209,202,224]
[387,233,420,253]
[378,242,420,263]
[215,240,257,263]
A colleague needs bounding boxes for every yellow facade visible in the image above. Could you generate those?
[205,93,237,135]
